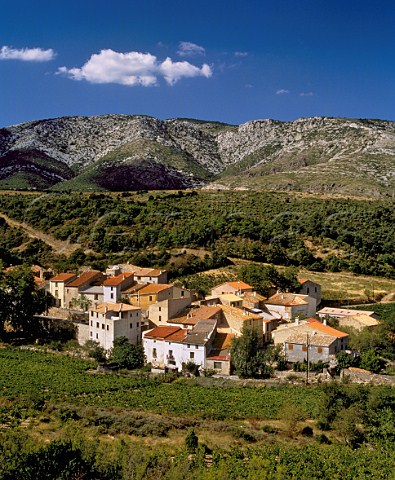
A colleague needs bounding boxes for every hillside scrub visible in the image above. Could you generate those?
[0,191,393,279]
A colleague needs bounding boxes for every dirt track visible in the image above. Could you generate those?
[0,212,83,257]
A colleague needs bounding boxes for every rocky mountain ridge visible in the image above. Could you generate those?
[1,114,395,196]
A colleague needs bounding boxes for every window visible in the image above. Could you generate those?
[96,322,99,328]
[96,333,98,339]
[55,290,59,297]
[90,331,92,337]
[136,322,139,327]
[153,348,157,358]
[159,306,162,312]
[102,324,105,330]
[302,345,307,352]
[187,344,190,348]
[195,345,199,350]
[94,294,98,301]
[181,290,184,297]
[288,344,293,350]
[149,296,153,301]
[90,320,92,326]
[190,352,195,360]
[317,347,323,353]
[159,316,162,322]
[306,287,310,294]
[213,361,222,369]
[110,293,114,299]
[130,323,133,328]
[106,325,109,331]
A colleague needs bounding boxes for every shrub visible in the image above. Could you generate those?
[185,428,199,453]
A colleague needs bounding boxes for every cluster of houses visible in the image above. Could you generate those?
[47,265,380,375]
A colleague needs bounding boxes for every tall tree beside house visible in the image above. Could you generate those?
[231,326,267,378]
[0,265,46,340]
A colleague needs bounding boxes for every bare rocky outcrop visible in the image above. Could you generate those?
[1,114,395,194]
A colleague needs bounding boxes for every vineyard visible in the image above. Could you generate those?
[1,347,394,478]
[0,348,321,419]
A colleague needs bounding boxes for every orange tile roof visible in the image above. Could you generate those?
[50,273,77,282]
[307,318,349,338]
[67,270,102,288]
[171,306,222,325]
[103,272,134,286]
[227,281,253,290]
[137,283,172,294]
[213,281,253,291]
[298,278,309,284]
[144,325,183,340]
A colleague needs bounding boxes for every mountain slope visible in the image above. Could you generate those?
[1,115,395,196]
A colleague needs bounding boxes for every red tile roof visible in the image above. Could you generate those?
[67,270,102,288]
[103,272,134,286]
[144,326,183,340]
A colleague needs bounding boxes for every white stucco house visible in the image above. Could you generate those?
[142,319,217,370]
[88,302,142,350]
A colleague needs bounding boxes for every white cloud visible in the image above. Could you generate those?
[177,41,205,57]
[0,46,56,62]
[58,49,212,86]
[276,89,290,95]
[234,51,248,57]
[300,92,314,97]
[159,57,212,85]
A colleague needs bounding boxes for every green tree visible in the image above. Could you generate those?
[239,263,299,296]
[110,336,145,369]
[231,327,266,378]
[359,349,385,373]
[0,265,46,339]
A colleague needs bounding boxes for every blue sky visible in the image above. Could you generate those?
[1,0,394,127]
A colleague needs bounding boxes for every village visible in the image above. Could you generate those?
[40,263,382,378]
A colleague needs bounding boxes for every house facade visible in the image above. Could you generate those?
[88,302,142,350]
[298,278,322,306]
[102,272,135,303]
[143,319,217,370]
[49,273,77,308]
[275,318,349,363]
[64,270,105,309]
[265,293,316,321]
